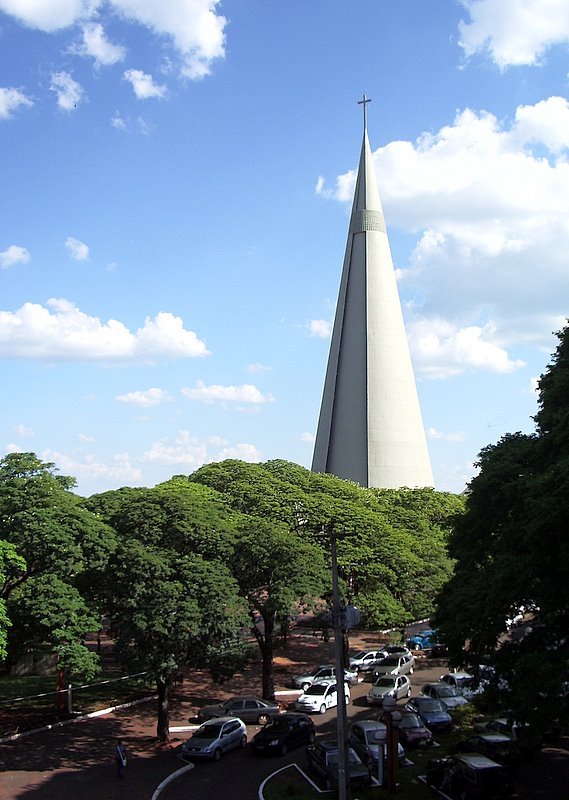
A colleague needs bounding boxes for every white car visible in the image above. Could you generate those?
[294,680,351,714]
[366,674,411,705]
[440,671,484,700]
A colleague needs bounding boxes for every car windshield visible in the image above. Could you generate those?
[436,686,459,697]
[375,678,396,688]
[306,684,328,695]
[454,676,472,687]
[380,658,398,667]
[418,699,444,712]
[327,749,361,765]
[193,725,222,739]
[352,651,366,659]
[401,715,422,729]
[365,729,386,744]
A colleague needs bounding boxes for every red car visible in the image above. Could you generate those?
[397,712,433,747]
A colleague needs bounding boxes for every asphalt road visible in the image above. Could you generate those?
[161,657,446,800]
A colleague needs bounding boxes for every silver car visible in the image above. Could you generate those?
[348,720,406,768]
[421,682,469,710]
[181,716,247,761]
[366,674,411,705]
[371,654,415,680]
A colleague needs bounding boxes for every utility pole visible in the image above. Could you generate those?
[328,527,353,800]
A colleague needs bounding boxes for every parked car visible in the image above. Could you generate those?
[294,680,351,714]
[407,629,438,650]
[366,674,411,705]
[348,720,406,768]
[349,649,388,672]
[396,712,433,747]
[250,712,315,756]
[196,696,281,725]
[421,682,470,710]
[440,671,485,700]
[292,664,359,691]
[426,753,512,798]
[454,733,521,772]
[371,654,415,680]
[473,717,543,756]
[306,741,372,790]
[404,696,453,732]
[384,645,412,657]
[181,717,247,761]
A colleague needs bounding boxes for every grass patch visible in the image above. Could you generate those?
[262,766,318,799]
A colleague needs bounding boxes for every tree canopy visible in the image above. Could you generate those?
[433,323,569,731]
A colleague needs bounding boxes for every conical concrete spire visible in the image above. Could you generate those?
[312,107,433,489]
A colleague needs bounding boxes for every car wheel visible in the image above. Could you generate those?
[213,749,221,761]
[302,683,311,692]
[320,704,327,715]
[258,714,270,726]
[280,743,288,756]
[240,735,247,749]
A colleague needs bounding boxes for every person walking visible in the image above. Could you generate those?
[115,738,127,779]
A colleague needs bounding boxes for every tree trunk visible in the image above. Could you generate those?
[251,611,276,700]
[156,676,170,742]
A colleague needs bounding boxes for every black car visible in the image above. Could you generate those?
[306,741,372,790]
[404,696,453,732]
[426,753,513,798]
[251,712,315,756]
[196,696,281,725]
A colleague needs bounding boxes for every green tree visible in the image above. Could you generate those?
[230,517,327,699]
[0,453,115,677]
[433,324,569,730]
[0,541,26,661]
[91,480,248,740]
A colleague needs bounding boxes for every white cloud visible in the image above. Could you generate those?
[309,319,332,339]
[50,71,83,111]
[111,112,126,130]
[141,430,208,466]
[245,362,271,373]
[65,236,89,261]
[181,380,274,404]
[0,298,210,361]
[459,0,569,67]
[43,448,143,483]
[0,87,33,119]
[408,318,525,379]
[74,21,126,66]
[78,433,96,442]
[14,424,34,437]
[301,432,315,444]
[123,68,167,100]
[213,443,261,462]
[0,245,30,268]
[115,387,172,407]
[0,1,226,79]
[5,443,23,454]
[0,0,91,31]
[112,0,226,79]
[427,427,465,442]
[529,376,540,394]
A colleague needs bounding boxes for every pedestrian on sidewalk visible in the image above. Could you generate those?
[115,738,127,779]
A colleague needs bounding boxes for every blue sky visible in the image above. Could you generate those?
[1,0,568,496]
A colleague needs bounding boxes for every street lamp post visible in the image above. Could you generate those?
[383,696,402,792]
[329,529,351,800]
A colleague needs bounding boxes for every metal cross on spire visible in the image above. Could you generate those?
[357,93,372,131]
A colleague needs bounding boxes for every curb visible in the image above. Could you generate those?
[150,762,195,800]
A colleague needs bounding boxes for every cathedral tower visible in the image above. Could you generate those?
[312,98,433,488]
